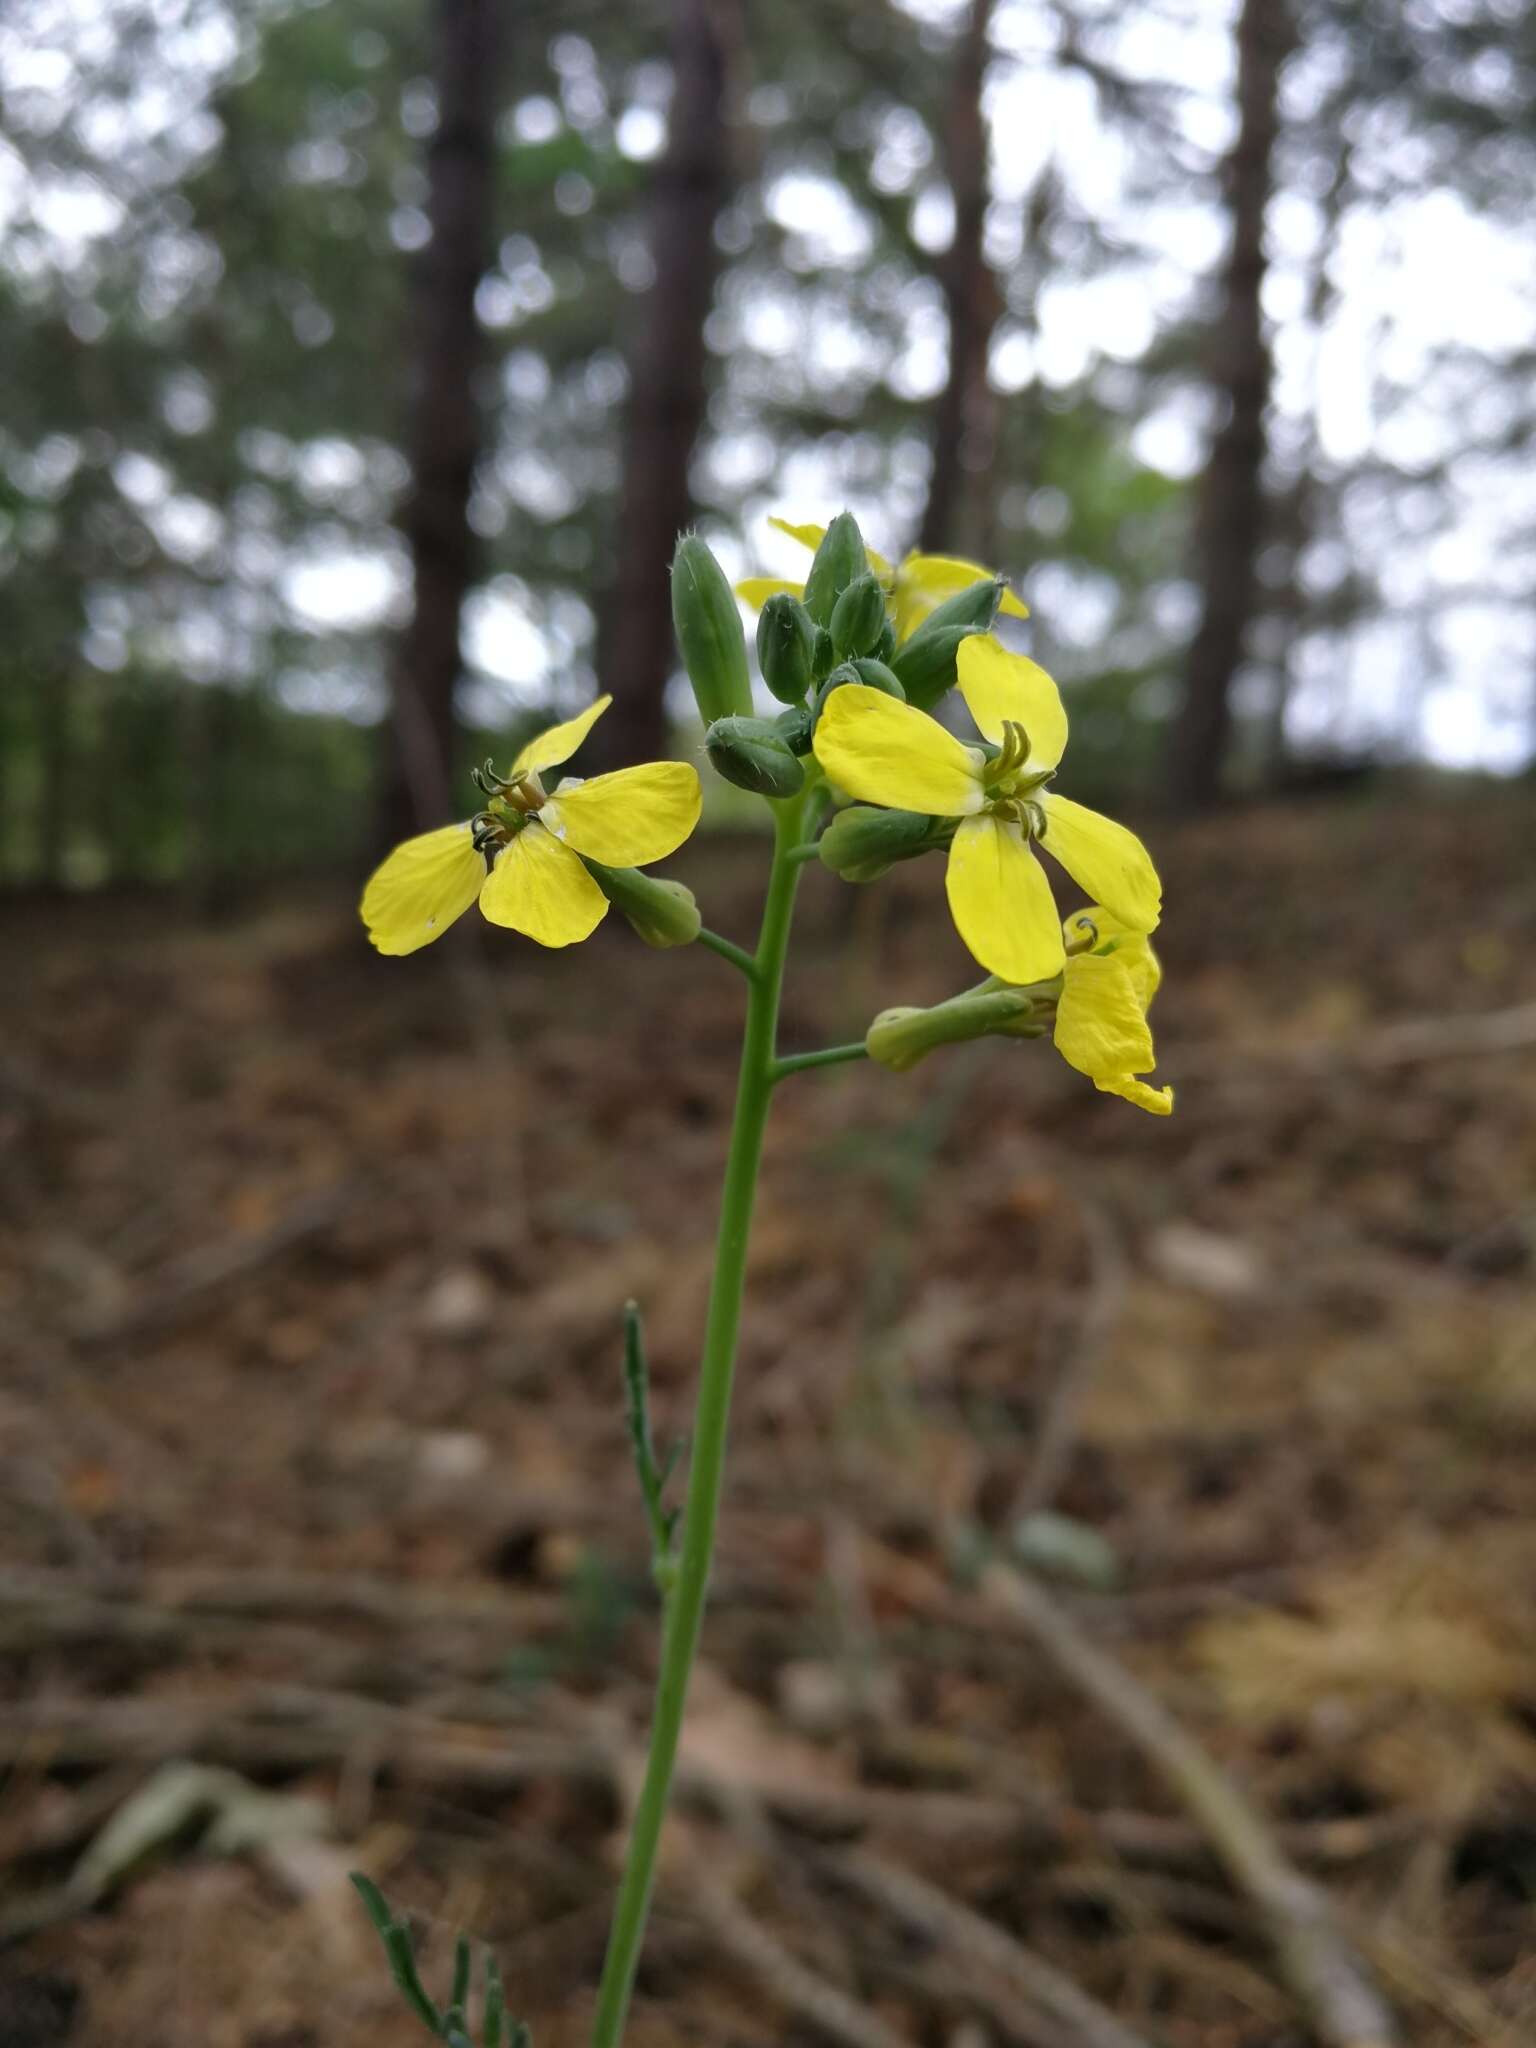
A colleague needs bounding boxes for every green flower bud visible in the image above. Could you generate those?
[802,512,868,627]
[814,658,904,723]
[582,860,702,948]
[672,534,753,725]
[890,579,1004,711]
[866,981,1049,1073]
[705,715,807,798]
[846,656,905,697]
[874,619,897,664]
[818,804,948,882]
[812,626,835,678]
[756,592,817,705]
[773,705,816,756]
[830,572,888,660]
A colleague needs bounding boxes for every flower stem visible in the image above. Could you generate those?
[770,1042,869,1083]
[695,927,760,980]
[589,791,808,2048]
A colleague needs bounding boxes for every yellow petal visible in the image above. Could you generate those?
[956,636,1068,769]
[1063,905,1162,1008]
[767,517,893,583]
[360,822,486,956]
[813,684,986,817]
[1039,794,1162,933]
[769,516,829,552]
[510,694,611,778]
[944,813,1066,983]
[478,821,608,946]
[891,552,1030,639]
[735,577,803,610]
[1055,951,1154,1081]
[1100,1076,1174,1115]
[539,761,702,867]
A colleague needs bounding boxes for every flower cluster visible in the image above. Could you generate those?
[361,511,1171,1112]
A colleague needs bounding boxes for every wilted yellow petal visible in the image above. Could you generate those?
[511,694,611,778]
[1101,1076,1174,1115]
[891,552,1030,639]
[540,761,702,867]
[1055,950,1154,1080]
[735,577,804,610]
[956,636,1068,769]
[1039,794,1161,933]
[478,821,608,946]
[361,822,486,956]
[944,813,1065,983]
[814,684,986,817]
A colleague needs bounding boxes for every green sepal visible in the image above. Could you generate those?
[890,579,1004,710]
[705,715,807,798]
[581,860,701,948]
[817,804,950,882]
[802,511,868,626]
[756,592,817,705]
[671,534,753,725]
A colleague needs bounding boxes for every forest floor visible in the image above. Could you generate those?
[3,777,1535,2048]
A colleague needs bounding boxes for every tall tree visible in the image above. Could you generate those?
[379,0,506,844]
[919,0,999,559]
[1164,0,1296,809]
[596,0,735,768]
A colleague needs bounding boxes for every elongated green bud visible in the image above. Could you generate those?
[818,804,949,882]
[705,715,807,798]
[756,592,817,705]
[802,512,868,626]
[867,981,1049,1073]
[672,534,753,725]
[830,572,888,660]
[582,859,702,948]
[890,579,1004,710]
[874,619,897,664]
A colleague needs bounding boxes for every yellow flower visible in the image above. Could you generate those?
[813,638,1161,986]
[736,517,1030,641]
[361,695,701,955]
[1054,908,1172,1115]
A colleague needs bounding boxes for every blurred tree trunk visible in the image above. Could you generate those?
[1164,0,1296,810]
[595,0,735,770]
[377,0,505,848]
[919,0,999,560]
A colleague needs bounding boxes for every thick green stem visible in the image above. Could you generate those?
[589,792,807,2048]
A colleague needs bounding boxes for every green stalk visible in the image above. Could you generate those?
[589,790,808,2048]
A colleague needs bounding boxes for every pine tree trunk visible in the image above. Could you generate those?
[595,0,734,770]
[377,0,505,848]
[919,0,999,560]
[1164,0,1296,810]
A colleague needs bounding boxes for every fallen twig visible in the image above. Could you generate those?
[828,1846,1154,2048]
[689,1878,915,2048]
[979,1561,1401,2048]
